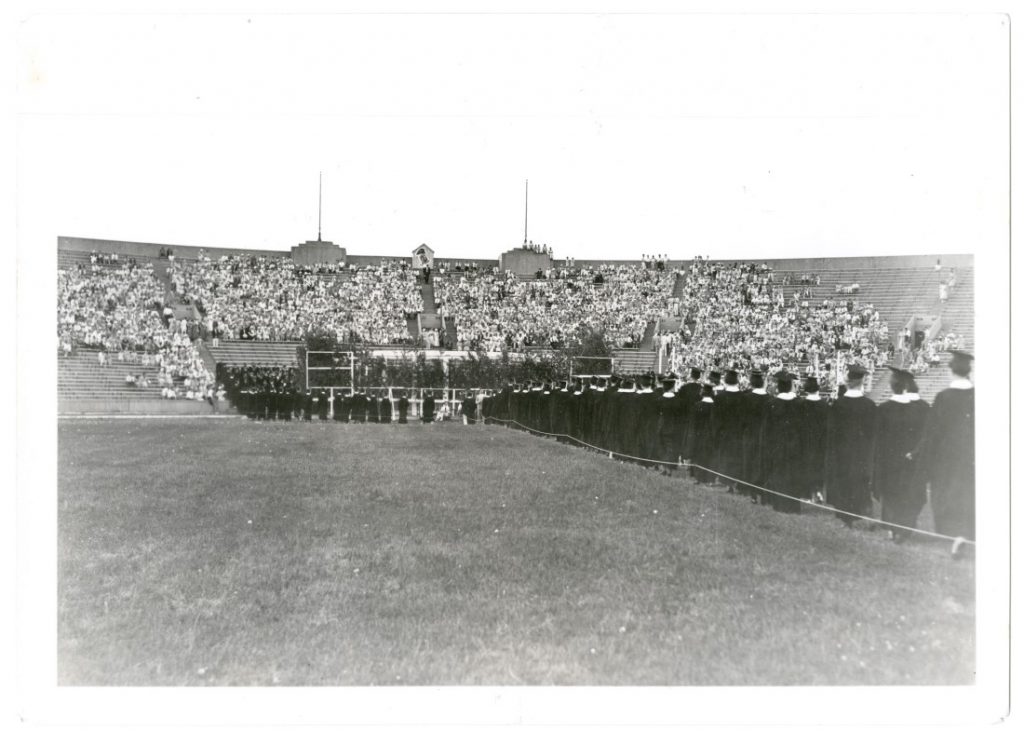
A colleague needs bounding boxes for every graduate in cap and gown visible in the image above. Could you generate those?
[913,350,975,555]
[635,373,661,461]
[739,369,771,500]
[874,367,929,541]
[690,384,718,484]
[796,376,828,502]
[713,369,746,490]
[825,363,877,526]
[379,391,393,423]
[759,370,804,512]
[655,374,683,468]
[302,389,314,421]
[367,391,380,424]
[397,390,410,423]
[421,389,436,423]
[461,390,478,424]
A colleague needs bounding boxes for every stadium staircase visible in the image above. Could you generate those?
[640,320,658,351]
[443,317,459,349]
[408,273,445,346]
[671,271,687,300]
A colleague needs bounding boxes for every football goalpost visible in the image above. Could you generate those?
[305,350,356,393]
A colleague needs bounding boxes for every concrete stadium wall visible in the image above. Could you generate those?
[291,240,347,265]
[58,236,284,260]
[59,236,973,271]
[59,398,218,415]
[500,248,553,274]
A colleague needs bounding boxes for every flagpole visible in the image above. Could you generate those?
[317,171,323,241]
[524,179,529,246]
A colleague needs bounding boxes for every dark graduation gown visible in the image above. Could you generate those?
[917,386,974,540]
[421,394,435,423]
[636,390,662,461]
[712,390,746,487]
[759,395,804,512]
[690,398,718,484]
[739,391,771,496]
[655,391,684,464]
[617,391,644,457]
[367,396,380,423]
[279,390,292,421]
[379,396,393,423]
[795,397,829,498]
[237,389,251,418]
[302,392,314,421]
[397,396,410,423]
[333,393,349,422]
[462,395,477,424]
[825,393,877,524]
[874,398,929,535]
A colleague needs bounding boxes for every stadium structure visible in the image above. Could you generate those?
[56,234,973,416]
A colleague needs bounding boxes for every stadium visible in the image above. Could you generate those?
[57,233,976,686]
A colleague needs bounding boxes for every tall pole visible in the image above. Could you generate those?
[317,171,323,241]
[524,179,529,246]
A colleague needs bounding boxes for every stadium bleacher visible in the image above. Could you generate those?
[57,241,973,411]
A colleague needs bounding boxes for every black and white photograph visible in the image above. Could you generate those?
[11,0,1016,735]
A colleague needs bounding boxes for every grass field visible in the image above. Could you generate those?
[57,418,975,686]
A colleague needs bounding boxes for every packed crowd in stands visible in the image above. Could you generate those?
[435,264,675,352]
[668,257,890,391]
[58,262,215,396]
[167,253,422,345]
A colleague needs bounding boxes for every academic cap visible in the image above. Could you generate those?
[689,367,702,379]
[846,364,868,381]
[709,370,722,384]
[803,376,820,393]
[773,370,795,383]
[949,350,974,362]
[724,369,739,385]
[749,370,766,388]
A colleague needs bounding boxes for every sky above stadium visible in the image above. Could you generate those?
[18,9,1008,261]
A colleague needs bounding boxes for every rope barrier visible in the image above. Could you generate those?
[483,415,975,546]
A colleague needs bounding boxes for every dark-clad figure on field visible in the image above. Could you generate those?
[760,370,803,513]
[713,369,745,490]
[462,392,478,424]
[367,392,380,424]
[796,376,828,502]
[302,389,314,421]
[421,390,435,423]
[655,374,683,469]
[351,388,367,423]
[379,393,393,423]
[913,350,975,556]
[690,385,718,484]
[634,373,661,461]
[678,368,703,462]
[825,364,877,526]
[397,391,410,423]
[316,390,329,421]
[874,368,929,542]
[739,369,771,500]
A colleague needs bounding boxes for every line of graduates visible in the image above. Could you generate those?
[233,387,414,424]
[480,350,975,554]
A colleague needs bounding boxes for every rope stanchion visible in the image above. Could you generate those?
[484,415,975,547]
